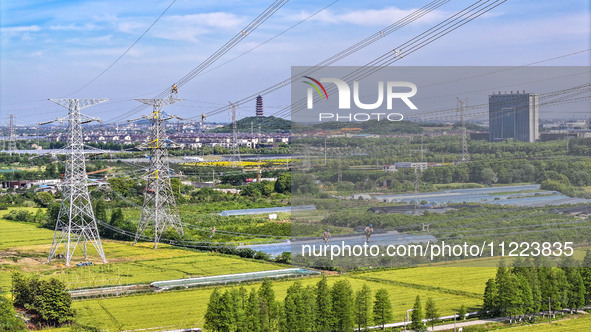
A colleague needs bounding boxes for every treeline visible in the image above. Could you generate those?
[10,272,74,327]
[568,137,591,156]
[204,276,394,332]
[301,158,591,197]
[482,252,591,323]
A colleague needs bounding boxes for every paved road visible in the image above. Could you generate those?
[431,317,505,331]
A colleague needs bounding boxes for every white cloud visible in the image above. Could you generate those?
[152,12,243,42]
[288,7,447,27]
[1,25,41,33]
[49,23,101,31]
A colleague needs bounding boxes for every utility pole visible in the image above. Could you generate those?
[324,133,327,166]
[7,114,17,151]
[454,311,457,332]
[303,144,311,170]
[132,98,184,249]
[457,98,469,162]
[414,167,420,215]
[337,148,342,183]
[420,134,424,162]
[45,99,108,266]
[228,102,242,170]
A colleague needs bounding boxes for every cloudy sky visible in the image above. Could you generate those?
[1,0,589,124]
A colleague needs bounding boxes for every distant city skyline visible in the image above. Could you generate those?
[1,0,589,125]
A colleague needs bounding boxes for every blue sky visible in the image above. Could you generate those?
[1,0,589,124]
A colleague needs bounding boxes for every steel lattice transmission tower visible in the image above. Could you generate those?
[228,102,243,169]
[132,98,184,249]
[457,97,469,162]
[46,99,108,266]
[7,115,17,151]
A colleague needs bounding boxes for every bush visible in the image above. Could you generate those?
[11,272,73,326]
[0,297,26,331]
[254,251,271,260]
[4,209,34,222]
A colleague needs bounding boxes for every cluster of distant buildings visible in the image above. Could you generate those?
[45,132,289,149]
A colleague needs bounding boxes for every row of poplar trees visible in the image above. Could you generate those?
[482,252,591,322]
[204,276,393,332]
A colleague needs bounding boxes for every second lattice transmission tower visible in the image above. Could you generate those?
[7,115,17,151]
[228,102,243,169]
[133,98,184,248]
[457,97,469,162]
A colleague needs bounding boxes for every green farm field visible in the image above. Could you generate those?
[0,215,284,292]
[73,274,483,331]
[354,266,497,295]
[505,314,591,331]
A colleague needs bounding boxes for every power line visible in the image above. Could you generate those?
[65,0,177,96]
[274,0,508,118]
[105,0,290,124]
[194,0,451,120]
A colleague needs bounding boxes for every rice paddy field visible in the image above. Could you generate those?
[72,275,484,331]
[353,266,497,296]
[0,215,284,292]
[506,315,591,331]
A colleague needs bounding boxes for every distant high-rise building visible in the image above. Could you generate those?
[489,91,539,142]
[256,95,263,117]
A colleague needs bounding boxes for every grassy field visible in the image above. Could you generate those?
[73,274,483,331]
[0,216,284,292]
[354,266,496,295]
[505,314,591,331]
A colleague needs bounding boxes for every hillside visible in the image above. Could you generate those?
[209,116,295,133]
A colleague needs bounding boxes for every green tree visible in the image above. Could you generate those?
[354,284,372,331]
[481,168,498,185]
[315,275,332,331]
[331,279,354,331]
[581,250,591,305]
[44,202,61,230]
[282,281,314,332]
[372,288,392,330]
[482,278,498,314]
[424,297,439,331]
[496,268,525,320]
[458,304,467,321]
[11,272,36,309]
[33,192,54,208]
[229,288,246,331]
[110,208,124,225]
[274,173,291,194]
[0,297,26,331]
[33,279,73,325]
[410,295,425,331]
[94,199,107,223]
[258,279,278,332]
[44,162,58,178]
[245,288,261,332]
[563,267,586,311]
[217,290,236,332]
[204,288,222,332]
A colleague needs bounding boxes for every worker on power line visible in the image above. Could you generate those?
[171,84,178,94]
[210,226,216,239]
[322,228,331,246]
[364,224,374,243]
